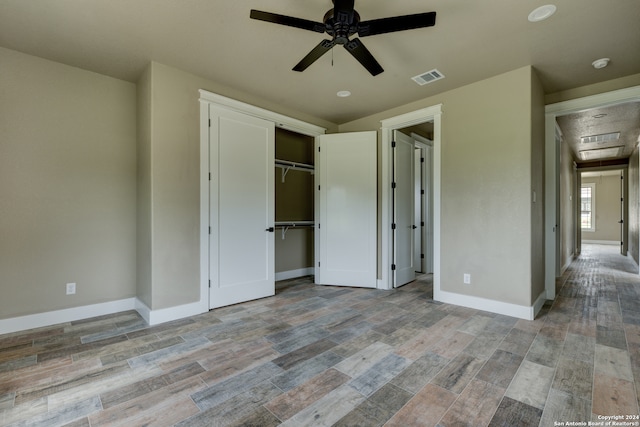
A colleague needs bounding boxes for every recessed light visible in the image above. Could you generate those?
[592,58,610,69]
[528,5,556,22]
[337,90,351,98]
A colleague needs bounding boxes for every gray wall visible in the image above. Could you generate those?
[0,47,137,319]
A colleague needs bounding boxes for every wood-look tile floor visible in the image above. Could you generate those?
[1,244,639,426]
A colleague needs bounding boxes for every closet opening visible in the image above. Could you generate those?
[274,128,316,282]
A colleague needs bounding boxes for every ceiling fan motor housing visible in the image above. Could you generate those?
[324,0,359,44]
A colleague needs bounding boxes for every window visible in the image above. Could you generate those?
[581,183,595,232]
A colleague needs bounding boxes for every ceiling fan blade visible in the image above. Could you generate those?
[293,39,337,72]
[344,38,384,76]
[358,11,436,37]
[250,10,326,33]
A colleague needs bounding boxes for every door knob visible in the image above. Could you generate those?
[266,227,275,232]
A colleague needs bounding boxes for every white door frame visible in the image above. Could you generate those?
[199,90,325,310]
[544,85,640,299]
[380,105,443,293]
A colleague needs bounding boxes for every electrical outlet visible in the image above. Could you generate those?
[66,283,76,295]
[463,274,471,285]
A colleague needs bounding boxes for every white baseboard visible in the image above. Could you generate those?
[135,298,207,326]
[0,298,137,335]
[434,289,545,320]
[582,240,619,245]
[275,268,314,281]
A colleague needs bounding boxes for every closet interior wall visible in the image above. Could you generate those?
[275,128,315,279]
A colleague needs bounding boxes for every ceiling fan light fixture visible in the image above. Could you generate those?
[337,90,351,97]
[528,5,556,22]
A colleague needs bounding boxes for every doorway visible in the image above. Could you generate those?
[545,86,640,298]
[380,104,442,293]
[578,168,627,255]
[391,128,434,288]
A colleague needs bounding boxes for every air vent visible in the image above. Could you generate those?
[579,146,624,161]
[412,69,445,86]
[580,132,620,145]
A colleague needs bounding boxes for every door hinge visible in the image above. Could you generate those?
[318,261,321,267]
[391,141,396,148]
[392,223,396,230]
[208,172,211,181]
[421,221,425,227]
[421,254,425,259]
[421,189,425,195]
[208,119,211,127]
[391,264,396,271]
[391,182,396,189]
[318,223,320,229]
[318,146,321,152]
[421,157,425,163]
[209,226,211,234]
[208,280,211,288]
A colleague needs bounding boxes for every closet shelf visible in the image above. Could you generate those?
[275,159,314,183]
[274,221,315,240]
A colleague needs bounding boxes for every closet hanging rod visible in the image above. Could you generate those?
[274,159,314,171]
[274,221,315,227]
[274,221,315,240]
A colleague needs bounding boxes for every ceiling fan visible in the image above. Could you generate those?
[250,0,436,76]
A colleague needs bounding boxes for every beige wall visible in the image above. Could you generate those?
[340,66,542,307]
[0,47,137,318]
[582,173,623,242]
[545,72,640,105]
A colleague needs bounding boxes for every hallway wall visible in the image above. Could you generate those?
[560,134,576,271]
[629,147,640,266]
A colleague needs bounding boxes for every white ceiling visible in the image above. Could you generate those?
[1,0,639,126]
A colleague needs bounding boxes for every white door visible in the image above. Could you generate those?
[393,131,415,287]
[316,131,377,288]
[209,107,275,309]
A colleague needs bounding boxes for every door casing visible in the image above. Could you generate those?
[380,105,443,293]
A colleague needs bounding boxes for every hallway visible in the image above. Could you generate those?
[545,243,640,424]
